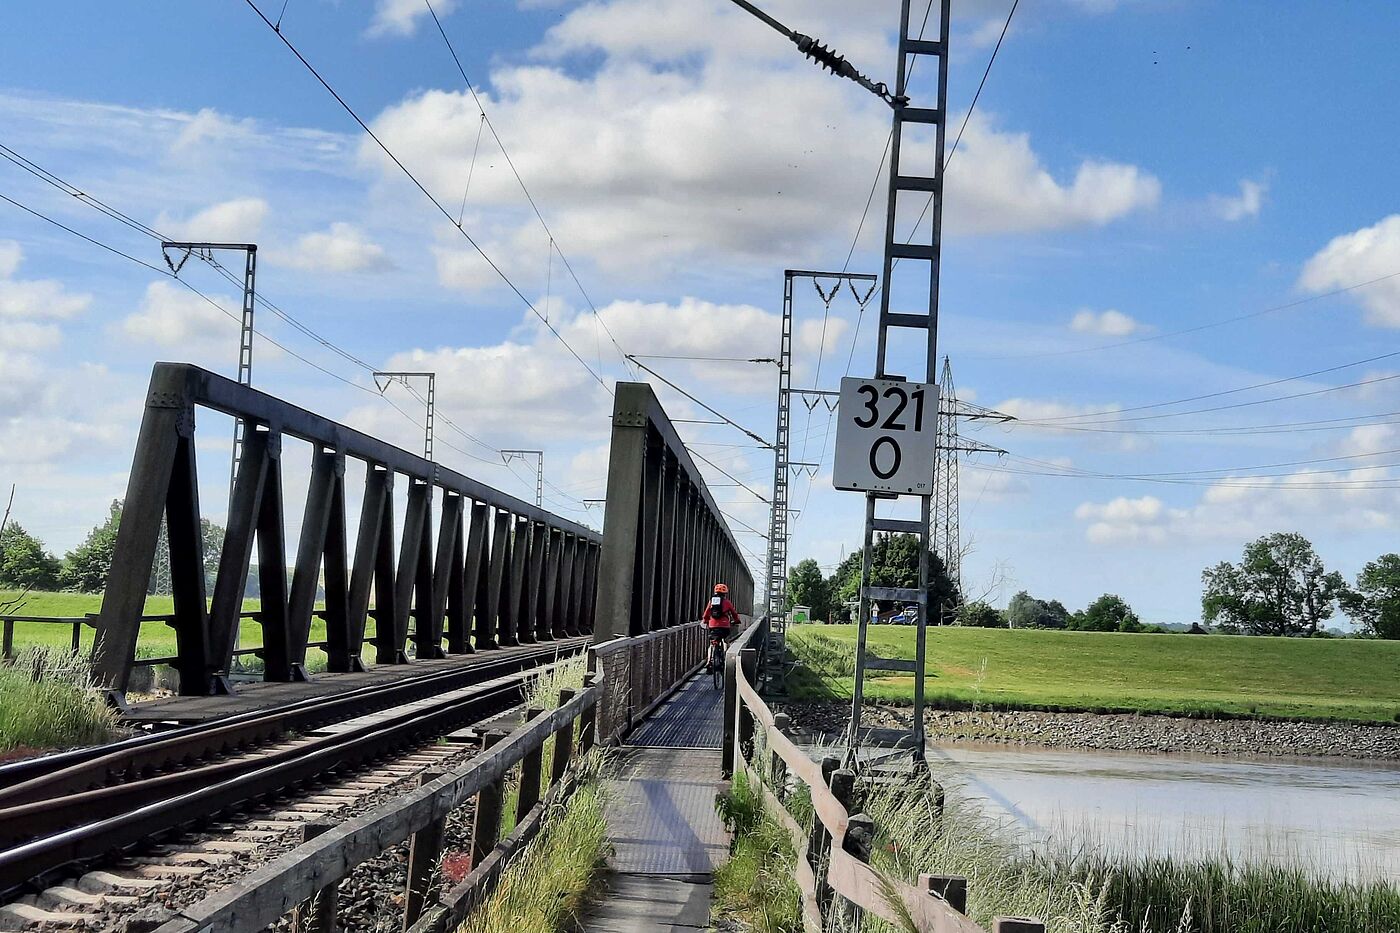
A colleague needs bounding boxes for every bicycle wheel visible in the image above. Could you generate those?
[712,649,723,689]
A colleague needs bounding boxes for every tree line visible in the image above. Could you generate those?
[0,500,223,596]
[1203,531,1399,639]
[784,530,1400,640]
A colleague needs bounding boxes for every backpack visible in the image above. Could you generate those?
[709,595,726,620]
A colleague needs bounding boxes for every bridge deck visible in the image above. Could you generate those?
[581,671,729,932]
[121,637,586,723]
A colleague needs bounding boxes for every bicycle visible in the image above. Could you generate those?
[708,633,725,690]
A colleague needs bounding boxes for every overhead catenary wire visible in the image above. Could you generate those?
[244,0,612,395]
[627,356,773,449]
[421,0,636,380]
[0,188,557,506]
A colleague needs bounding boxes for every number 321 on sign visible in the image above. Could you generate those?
[833,377,938,495]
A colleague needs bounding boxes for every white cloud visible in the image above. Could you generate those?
[120,281,241,358]
[1069,308,1141,337]
[944,115,1160,235]
[361,1,1160,273]
[0,240,20,278]
[0,321,62,352]
[171,108,256,154]
[1298,215,1400,327]
[158,197,268,243]
[995,397,1120,425]
[348,294,801,449]
[1211,177,1266,221]
[367,0,456,38]
[280,222,394,274]
[0,244,91,319]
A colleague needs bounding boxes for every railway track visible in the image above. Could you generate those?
[0,641,584,925]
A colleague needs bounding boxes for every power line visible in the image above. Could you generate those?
[0,140,380,376]
[420,0,636,381]
[980,270,1400,362]
[687,447,771,505]
[244,0,612,395]
[1018,368,1400,428]
[627,356,773,448]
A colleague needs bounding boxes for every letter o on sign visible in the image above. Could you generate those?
[869,435,902,480]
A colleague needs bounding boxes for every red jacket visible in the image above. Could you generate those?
[702,595,740,629]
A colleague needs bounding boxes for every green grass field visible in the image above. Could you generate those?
[1,590,293,661]
[789,625,1400,723]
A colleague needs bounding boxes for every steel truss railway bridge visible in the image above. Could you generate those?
[1,362,1042,933]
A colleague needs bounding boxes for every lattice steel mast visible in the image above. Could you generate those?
[161,241,257,502]
[934,356,961,606]
[765,271,876,689]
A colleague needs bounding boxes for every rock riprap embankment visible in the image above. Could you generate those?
[786,702,1400,760]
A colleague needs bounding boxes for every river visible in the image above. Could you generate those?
[930,743,1400,881]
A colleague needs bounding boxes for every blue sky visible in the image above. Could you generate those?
[2,0,1399,625]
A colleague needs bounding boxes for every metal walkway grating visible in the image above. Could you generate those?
[627,672,725,748]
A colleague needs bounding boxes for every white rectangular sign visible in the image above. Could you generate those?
[833,376,938,495]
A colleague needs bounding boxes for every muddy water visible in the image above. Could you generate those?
[932,743,1400,881]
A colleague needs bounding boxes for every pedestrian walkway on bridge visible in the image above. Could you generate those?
[579,671,729,932]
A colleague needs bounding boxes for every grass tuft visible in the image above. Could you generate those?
[461,749,612,933]
[713,768,803,933]
[0,647,119,753]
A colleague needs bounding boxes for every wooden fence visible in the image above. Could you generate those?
[151,621,706,933]
[725,620,1046,933]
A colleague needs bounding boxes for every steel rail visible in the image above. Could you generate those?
[0,639,583,802]
[0,671,530,899]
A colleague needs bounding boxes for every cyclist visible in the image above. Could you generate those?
[703,583,740,672]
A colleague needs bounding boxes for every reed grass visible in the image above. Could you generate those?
[460,749,612,933]
[713,767,803,933]
[0,646,118,752]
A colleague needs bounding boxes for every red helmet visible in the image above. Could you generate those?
[713,583,729,594]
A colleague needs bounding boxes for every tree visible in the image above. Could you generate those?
[60,500,123,592]
[1005,590,1069,629]
[1070,593,1144,633]
[0,521,61,591]
[786,559,830,620]
[956,600,1006,628]
[826,534,959,623]
[1341,553,1400,639]
[1201,532,1347,636]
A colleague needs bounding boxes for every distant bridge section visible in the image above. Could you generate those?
[93,363,602,697]
[594,382,755,640]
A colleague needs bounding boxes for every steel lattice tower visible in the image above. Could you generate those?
[764,275,795,665]
[934,356,961,611]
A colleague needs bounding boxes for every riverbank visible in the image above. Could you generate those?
[786,700,1400,760]
[789,626,1400,722]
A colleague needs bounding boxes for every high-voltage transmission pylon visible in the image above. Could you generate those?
[934,355,1016,620]
[765,271,875,689]
[934,357,961,607]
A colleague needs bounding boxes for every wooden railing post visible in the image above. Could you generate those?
[2,620,13,663]
[552,689,576,784]
[471,731,509,865]
[922,873,968,915]
[829,769,858,923]
[770,712,790,795]
[403,771,447,930]
[737,647,757,763]
[516,709,546,823]
[579,674,598,753]
[993,920,1045,933]
[809,756,839,912]
[291,822,337,933]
